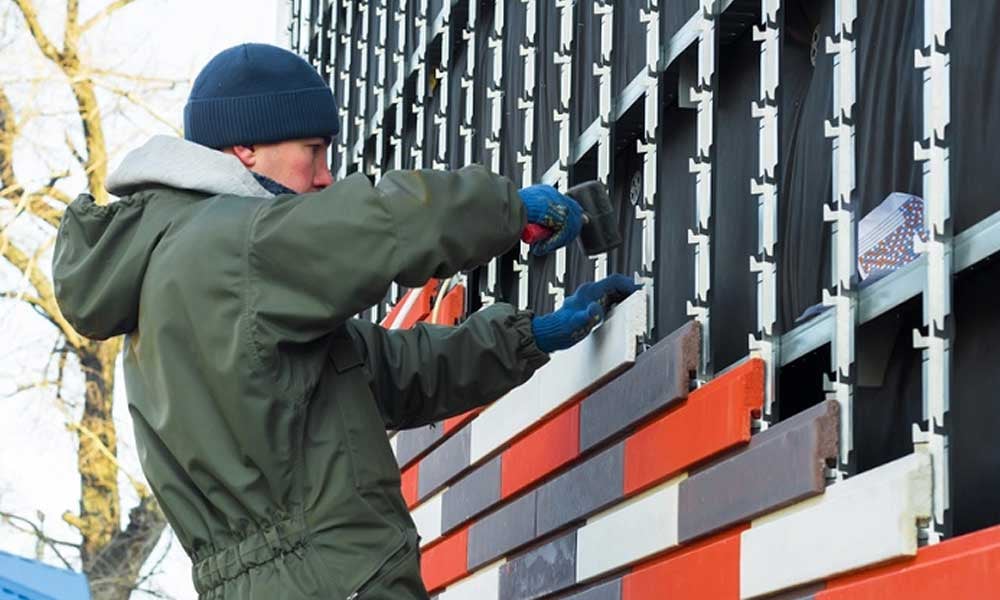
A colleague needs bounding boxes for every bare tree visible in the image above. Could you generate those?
[0,1,182,597]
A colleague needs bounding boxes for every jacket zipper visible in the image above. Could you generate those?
[344,534,408,600]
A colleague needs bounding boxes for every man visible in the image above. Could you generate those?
[52,43,639,599]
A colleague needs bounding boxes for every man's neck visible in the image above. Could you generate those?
[251,172,297,196]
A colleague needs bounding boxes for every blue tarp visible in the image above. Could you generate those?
[0,551,89,600]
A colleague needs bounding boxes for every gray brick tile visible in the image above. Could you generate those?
[536,443,624,537]
[579,321,700,451]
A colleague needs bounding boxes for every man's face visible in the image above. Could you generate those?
[228,137,333,193]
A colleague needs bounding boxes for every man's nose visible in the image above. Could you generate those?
[315,163,334,189]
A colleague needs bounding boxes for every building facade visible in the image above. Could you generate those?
[288,1,1000,597]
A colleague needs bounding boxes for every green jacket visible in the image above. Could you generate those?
[52,136,549,599]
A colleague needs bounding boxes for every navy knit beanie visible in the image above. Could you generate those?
[184,43,340,148]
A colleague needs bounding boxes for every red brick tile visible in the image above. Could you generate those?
[500,404,581,498]
[623,526,746,600]
[400,463,418,509]
[420,526,469,593]
[818,524,1000,599]
[444,408,483,435]
[624,359,763,495]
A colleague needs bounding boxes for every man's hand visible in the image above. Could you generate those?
[531,274,642,353]
[518,184,584,256]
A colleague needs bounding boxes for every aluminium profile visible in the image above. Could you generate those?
[592,0,614,281]
[633,0,661,337]
[822,0,858,477]
[686,0,718,380]
[912,0,953,542]
[749,0,781,424]
[513,0,537,310]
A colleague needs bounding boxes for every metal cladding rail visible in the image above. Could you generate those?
[913,0,952,543]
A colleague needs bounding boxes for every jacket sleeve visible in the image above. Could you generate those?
[345,303,550,430]
[249,165,525,342]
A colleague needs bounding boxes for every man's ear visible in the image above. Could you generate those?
[228,144,257,168]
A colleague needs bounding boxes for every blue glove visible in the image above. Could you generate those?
[531,274,642,353]
[518,184,584,256]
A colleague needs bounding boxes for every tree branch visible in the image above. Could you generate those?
[84,67,187,88]
[0,289,45,308]
[66,77,109,204]
[41,184,72,205]
[0,83,66,228]
[92,80,182,137]
[79,0,137,35]
[1,188,64,229]
[84,495,166,599]
[2,378,57,399]
[0,509,80,570]
[0,233,87,348]
[11,0,63,63]
[134,533,172,589]
[9,3,112,205]
[64,0,80,57]
[0,84,19,194]
[64,131,86,167]
[55,342,69,406]
[64,418,149,499]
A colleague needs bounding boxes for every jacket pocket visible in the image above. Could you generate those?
[330,334,403,493]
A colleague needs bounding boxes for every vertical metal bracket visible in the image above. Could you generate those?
[688,0,717,379]
[749,0,781,426]
[822,0,858,479]
[912,0,952,543]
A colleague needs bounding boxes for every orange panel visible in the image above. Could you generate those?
[818,524,1000,599]
[398,282,436,329]
[500,404,581,498]
[380,291,410,328]
[400,463,418,509]
[623,526,746,600]
[623,359,763,495]
[381,282,434,329]
[420,526,469,593]
[429,284,466,325]
[444,408,483,435]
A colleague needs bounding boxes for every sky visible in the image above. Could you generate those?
[0,1,284,598]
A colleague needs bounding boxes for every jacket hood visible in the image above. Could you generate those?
[53,136,272,340]
[106,135,272,198]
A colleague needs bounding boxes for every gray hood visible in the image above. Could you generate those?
[55,136,272,340]
[106,135,272,198]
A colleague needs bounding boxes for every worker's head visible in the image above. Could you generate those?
[184,43,338,193]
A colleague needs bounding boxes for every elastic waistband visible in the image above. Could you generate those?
[191,513,310,594]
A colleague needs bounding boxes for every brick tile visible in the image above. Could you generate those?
[579,321,700,452]
[536,443,624,537]
[678,400,839,543]
[396,424,444,468]
[740,453,932,599]
[441,456,501,534]
[401,463,419,509]
[818,524,1000,600]
[498,531,577,600]
[622,527,745,600]
[444,407,483,435]
[624,359,763,495]
[501,404,580,498]
[421,526,470,593]
[560,579,622,600]
[467,492,537,570]
[419,426,471,499]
